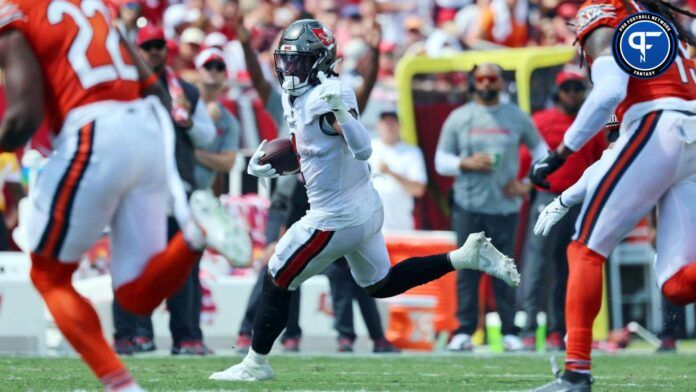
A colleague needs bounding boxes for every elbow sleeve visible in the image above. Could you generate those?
[563,56,629,151]
[339,116,372,160]
[354,147,372,161]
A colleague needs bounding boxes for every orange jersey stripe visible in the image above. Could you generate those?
[577,112,659,243]
[39,123,94,258]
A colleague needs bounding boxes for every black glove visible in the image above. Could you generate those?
[529,151,565,189]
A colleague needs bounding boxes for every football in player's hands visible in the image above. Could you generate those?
[258,138,300,175]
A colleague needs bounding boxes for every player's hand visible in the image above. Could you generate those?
[247,140,279,178]
[529,151,565,189]
[318,71,349,123]
[534,197,569,236]
[460,153,492,172]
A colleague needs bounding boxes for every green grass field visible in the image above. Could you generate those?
[2,353,696,391]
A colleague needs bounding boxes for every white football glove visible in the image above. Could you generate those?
[533,196,569,237]
[317,71,349,123]
[247,140,279,178]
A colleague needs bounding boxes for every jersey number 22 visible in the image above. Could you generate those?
[47,0,138,89]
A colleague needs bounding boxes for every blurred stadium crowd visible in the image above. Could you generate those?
[2,0,696,356]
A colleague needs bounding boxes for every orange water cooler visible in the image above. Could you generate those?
[383,231,458,351]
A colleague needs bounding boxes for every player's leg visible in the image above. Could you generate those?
[536,111,683,390]
[113,100,243,314]
[109,184,202,315]
[281,287,302,351]
[210,220,355,381]
[656,148,696,305]
[27,121,136,389]
[546,204,577,347]
[360,208,519,299]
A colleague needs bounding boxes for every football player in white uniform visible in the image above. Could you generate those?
[209,19,520,382]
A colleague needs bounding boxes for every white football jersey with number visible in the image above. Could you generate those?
[281,80,382,231]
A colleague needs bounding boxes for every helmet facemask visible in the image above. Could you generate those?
[274,49,327,96]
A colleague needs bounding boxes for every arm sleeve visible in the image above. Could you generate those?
[435,111,462,176]
[560,171,588,207]
[339,115,372,160]
[187,98,216,149]
[560,154,605,207]
[562,56,629,151]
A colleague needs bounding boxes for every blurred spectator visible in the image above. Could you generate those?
[139,0,167,26]
[324,258,400,353]
[193,49,240,191]
[204,32,229,50]
[112,25,216,356]
[314,0,341,32]
[425,20,464,57]
[0,153,23,250]
[178,27,205,78]
[519,70,605,351]
[454,0,529,49]
[217,0,240,40]
[163,3,196,40]
[435,63,545,352]
[115,0,143,44]
[374,1,418,45]
[368,110,427,231]
[402,16,427,55]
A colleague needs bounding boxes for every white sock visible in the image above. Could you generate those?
[182,219,206,250]
[245,348,268,366]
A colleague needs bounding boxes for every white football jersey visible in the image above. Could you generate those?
[281,79,382,231]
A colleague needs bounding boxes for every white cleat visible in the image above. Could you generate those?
[209,359,276,382]
[449,231,521,287]
[189,190,252,267]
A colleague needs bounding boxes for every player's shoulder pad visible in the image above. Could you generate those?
[304,79,358,124]
[576,0,624,43]
[0,0,27,32]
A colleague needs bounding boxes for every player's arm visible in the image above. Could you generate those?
[529,27,627,188]
[558,27,628,156]
[324,109,372,160]
[318,73,373,160]
[0,30,44,151]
